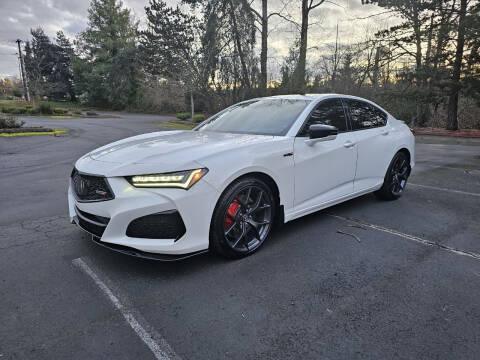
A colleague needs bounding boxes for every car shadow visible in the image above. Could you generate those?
[82,192,380,281]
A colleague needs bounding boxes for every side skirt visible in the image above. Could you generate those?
[284,184,382,222]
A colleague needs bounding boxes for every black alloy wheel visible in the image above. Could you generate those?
[375,151,411,200]
[210,177,275,258]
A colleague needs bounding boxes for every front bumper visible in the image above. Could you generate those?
[69,176,220,255]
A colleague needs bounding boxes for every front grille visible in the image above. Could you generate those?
[75,206,110,238]
[126,210,186,240]
[71,168,114,202]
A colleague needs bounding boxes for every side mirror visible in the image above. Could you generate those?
[305,125,338,146]
[309,124,338,139]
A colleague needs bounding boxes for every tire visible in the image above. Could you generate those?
[375,151,411,201]
[210,177,276,259]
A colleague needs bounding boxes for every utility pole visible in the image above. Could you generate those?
[16,39,30,102]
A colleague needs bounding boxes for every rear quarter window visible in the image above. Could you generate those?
[345,99,387,130]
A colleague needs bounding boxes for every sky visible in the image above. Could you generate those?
[0,0,397,79]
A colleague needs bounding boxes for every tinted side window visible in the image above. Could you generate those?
[346,100,387,130]
[299,99,347,136]
[371,105,388,127]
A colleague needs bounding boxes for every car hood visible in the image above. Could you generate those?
[75,130,280,176]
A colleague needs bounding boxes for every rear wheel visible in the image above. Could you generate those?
[210,177,275,258]
[375,151,411,201]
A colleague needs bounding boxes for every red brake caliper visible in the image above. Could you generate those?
[225,200,240,229]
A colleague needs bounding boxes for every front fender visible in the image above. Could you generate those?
[197,138,295,212]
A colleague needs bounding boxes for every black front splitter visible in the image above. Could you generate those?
[89,235,209,261]
[73,215,209,261]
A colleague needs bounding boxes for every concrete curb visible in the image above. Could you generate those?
[412,128,480,138]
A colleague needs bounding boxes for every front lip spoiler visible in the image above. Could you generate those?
[73,215,208,261]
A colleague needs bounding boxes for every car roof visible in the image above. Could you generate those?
[261,93,371,101]
[254,93,392,118]
[234,94,390,115]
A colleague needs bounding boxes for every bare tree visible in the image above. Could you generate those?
[447,0,468,130]
[293,0,326,94]
[240,0,292,95]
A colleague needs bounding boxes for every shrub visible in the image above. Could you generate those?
[73,110,82,115]
[12,107,28,114]
[53,107,68,114]
[27,108,40,115]
[86,111,98,116]
[1,107,28,114]
[193,114,205,123]
[176,112,191,120]
[137,79,186,113]
[0,114,25,129]
[12,89,23,98]
[38,103,52,114]
[1,106,15,113]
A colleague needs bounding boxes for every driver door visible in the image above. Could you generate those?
[293,98,357,213]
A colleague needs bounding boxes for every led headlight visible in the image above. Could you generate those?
[127,168,208,189]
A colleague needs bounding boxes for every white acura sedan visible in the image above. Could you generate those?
[69,94,414,259]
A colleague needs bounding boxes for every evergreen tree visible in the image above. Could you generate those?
[74,0,139,109]
[51,31,76,101]
[24,28,56,97]
[23,29,76,100]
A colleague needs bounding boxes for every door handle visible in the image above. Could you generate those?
[343,140,356,148]
[380,129,389,135]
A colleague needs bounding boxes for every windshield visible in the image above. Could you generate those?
[196,99,311,136]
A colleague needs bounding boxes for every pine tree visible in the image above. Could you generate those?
[51,31,76,101]
[24,28,56,97]
[74,0,139,109]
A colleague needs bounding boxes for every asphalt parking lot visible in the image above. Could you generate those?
[1,114,479,359]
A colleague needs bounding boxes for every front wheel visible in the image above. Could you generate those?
[210,177,276,259]
[375,151,411,201]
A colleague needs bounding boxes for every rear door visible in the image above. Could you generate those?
[293,98,357,212]
[343,99,392,192]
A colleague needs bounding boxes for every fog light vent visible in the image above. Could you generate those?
[126,210,186,240]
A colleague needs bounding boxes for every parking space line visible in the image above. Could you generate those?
[408,183,480,197]
[328,214,480,261]
[72,257,180,360]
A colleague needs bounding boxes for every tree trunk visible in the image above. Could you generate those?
[228,0,251,89]
[429,2,450,120]
[447,0,468,131]
[294,0,309,94]
[373,47,380,91]
[332,23,339,92]
[412,2,425,127]
[190,91,195,122]
[260,0,268,95]
[425,14,434,73]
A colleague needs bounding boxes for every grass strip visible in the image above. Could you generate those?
[155,122,196,130]
[0,129,68,137]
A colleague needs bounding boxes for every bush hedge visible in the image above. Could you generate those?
[176,112,191,120]
[1,106,16,113]
[193,114,205,123]
[0,114,25,129]
[38,103,52,114]
[0,103,65,115]
[53,107,68,114]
